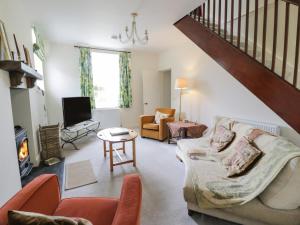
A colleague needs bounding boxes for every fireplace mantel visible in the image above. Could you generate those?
[0,61,42,88]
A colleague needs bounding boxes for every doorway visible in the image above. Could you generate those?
[160,70,171,108]
[142,69,172,114]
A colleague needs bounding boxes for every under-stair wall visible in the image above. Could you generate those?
[174,0,300,133]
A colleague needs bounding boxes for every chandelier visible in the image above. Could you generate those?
[118,13,149,45]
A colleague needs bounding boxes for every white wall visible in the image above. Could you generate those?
[0,74,22,206]
[159,37,300,146]
[45,42,158,128]
[0,0,36,205]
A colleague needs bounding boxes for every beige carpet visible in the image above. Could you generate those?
[62,134,237,225]
[65,160,97,190]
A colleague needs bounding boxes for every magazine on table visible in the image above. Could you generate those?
[110,128,130,136]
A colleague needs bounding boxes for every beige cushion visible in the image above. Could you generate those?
[143,123,159,131]
[210,125,235,152]
[8,210,92,225]
[154,111,169,124]
[259,157,300,210]
[222,137,262,177]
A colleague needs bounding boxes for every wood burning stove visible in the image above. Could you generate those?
[15,126,32,178]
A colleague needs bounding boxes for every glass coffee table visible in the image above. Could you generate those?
[97,128,138,172]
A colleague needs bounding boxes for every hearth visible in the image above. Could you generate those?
[15,126,32,178]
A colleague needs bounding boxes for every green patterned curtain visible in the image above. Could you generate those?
[119,52,132,108]
[32,26,46,62]
[79,47,95,108]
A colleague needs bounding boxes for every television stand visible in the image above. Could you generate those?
[61,120,101,150]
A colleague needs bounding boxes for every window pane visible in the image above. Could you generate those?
[34,53,45,90]
[91,51,120,108]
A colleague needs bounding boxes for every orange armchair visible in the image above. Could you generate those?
[140,108,176,141]
[0,174,142,225]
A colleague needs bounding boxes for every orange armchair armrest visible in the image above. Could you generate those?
[159,117,175,126]
[140,115,155,125]
[112,174,142,225]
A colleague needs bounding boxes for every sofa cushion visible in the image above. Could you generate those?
[222,137,262,177]
[259,157,300,210]
[8,210,92,225]
[210,126,235,152]
[54,197,119,225]
[143,123,159,131]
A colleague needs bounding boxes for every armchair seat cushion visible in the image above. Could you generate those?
[143,123,159,131]
[54,197,119,225]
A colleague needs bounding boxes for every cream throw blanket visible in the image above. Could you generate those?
[190,136,300,208]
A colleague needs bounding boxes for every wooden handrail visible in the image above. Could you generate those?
[184,0,300,133]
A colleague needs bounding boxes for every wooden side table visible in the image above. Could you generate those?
[97,128,138,171]
[167,121,207,144]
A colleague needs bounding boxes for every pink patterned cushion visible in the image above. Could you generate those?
[222,137,262,177]
[210,125,235,152]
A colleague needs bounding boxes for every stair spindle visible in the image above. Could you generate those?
[230,0,234,43]
[208,0,210,29]
[245,0,250,54]
[294,6,300,87]
[198,6,201,22]
[218,0,221,35]
[213,0,216,32]
[282,2,290,79]
[224,0,228,39]
[272,0,279,72]
[253,0,258,59]
[237,0,242,48]
[262,0,268,65]
[203,3,206,26]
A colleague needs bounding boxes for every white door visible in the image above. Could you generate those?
[142,70,162,115]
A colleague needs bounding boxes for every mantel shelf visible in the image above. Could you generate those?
[0,60,43,88]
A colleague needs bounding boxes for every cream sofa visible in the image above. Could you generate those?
[176,117,300,225]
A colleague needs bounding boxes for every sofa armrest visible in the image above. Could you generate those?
[0,174,61,224]
[112,174,142,225]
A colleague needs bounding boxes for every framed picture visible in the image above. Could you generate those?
[0,20,12,60]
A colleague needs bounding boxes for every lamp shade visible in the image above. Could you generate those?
[175,78,188,89]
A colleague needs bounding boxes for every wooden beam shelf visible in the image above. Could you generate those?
[0,60,42,88]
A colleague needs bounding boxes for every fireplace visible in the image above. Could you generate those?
[15,126,32,178]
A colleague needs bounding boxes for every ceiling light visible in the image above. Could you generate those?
[118,12,149,45]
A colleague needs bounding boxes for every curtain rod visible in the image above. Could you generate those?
[74,45,131,53]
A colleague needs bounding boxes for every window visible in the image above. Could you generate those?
[31,28,45,90]
[91,51,120,109]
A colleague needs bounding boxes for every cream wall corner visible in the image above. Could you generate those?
[158,35,300,146]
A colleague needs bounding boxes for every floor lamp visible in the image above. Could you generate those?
[175,78,188,121]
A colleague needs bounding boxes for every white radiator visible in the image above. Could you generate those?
[216,116,281,136]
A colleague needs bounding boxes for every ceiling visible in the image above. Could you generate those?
[24,0,201,52]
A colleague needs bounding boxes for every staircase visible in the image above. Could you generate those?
[175,0,300,134]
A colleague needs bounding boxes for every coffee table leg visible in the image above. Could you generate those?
[123,142,126,154]
[103,141,107,158]
[132,139,136,167]
[109,142,113,172]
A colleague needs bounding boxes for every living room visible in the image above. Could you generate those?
[1,0,300,225]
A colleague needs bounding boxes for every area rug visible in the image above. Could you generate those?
[65,160,97,190]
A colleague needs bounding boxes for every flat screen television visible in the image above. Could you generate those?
[62,97,92,128]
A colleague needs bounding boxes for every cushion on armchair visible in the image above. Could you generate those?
[154,111,169,124]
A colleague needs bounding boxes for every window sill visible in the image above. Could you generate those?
[93,107,120,111]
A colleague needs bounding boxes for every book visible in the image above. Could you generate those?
[110,128,129,136]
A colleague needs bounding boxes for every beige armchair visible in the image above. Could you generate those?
[140,108,176,141]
